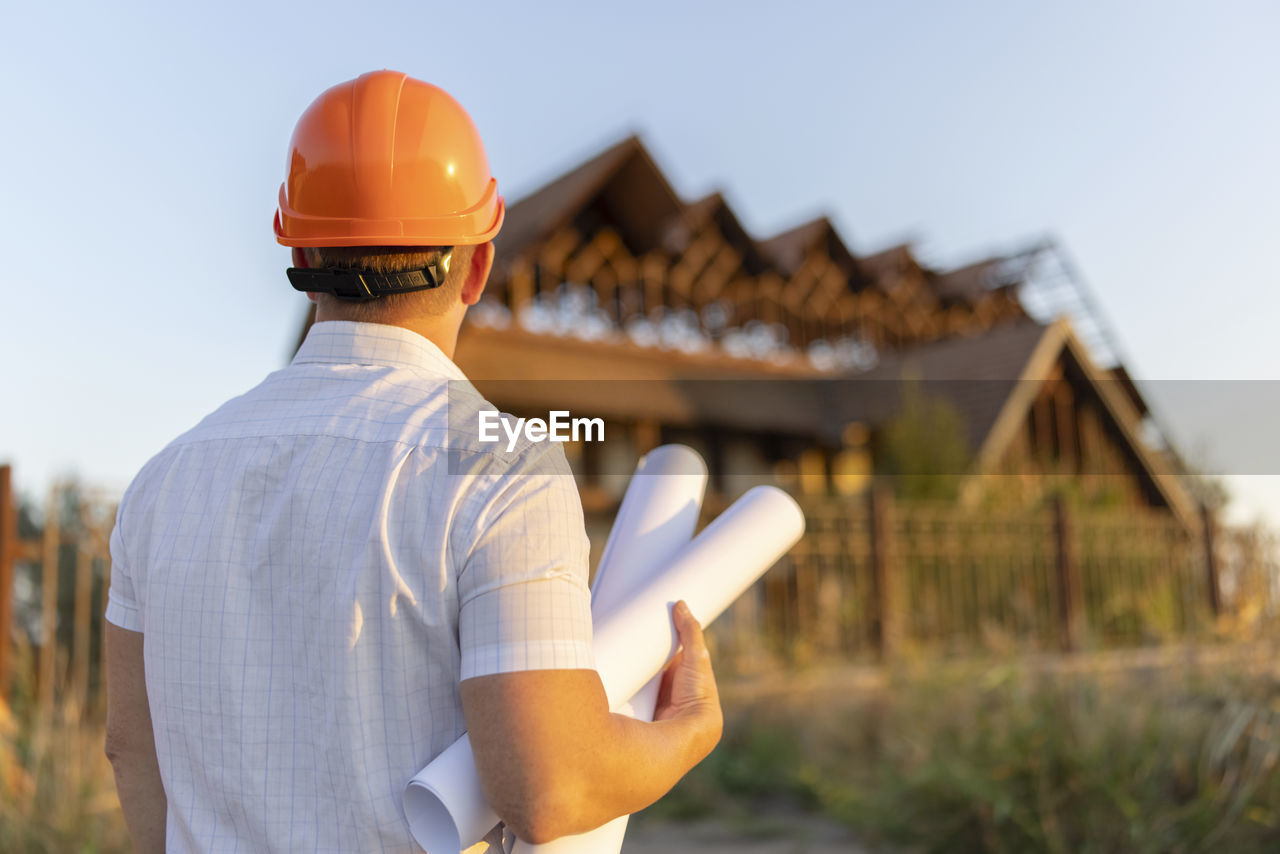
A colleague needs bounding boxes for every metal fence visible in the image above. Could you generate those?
[3,465,1279,709]
[712,489,1279,672]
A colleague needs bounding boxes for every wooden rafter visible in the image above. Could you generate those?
[692,241,743,305]
[538,227,580,278]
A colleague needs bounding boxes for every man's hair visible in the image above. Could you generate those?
[302,245,474,319]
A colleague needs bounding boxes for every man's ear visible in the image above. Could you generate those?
[460,242,495,306]
[291,248,321,303]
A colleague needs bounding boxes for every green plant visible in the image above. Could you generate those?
[642,652,1280,852]
[877,377,971,501]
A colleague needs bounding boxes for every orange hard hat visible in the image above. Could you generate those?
[274,70,504,248]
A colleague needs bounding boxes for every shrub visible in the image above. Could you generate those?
[644,651,1280,852]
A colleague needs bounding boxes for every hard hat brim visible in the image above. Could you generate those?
[274,180,505,248]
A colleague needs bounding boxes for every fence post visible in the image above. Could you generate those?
[869,484,897,660]
[1053,496,1082,652]
[0,465,14,705]
[70,501,94,717]
[1201,503,1222,619]
[39,483,61,715]
[95,508,116,716]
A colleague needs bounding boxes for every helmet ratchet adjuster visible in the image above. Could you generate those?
[287,251,453,301]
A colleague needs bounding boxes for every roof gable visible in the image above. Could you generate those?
[494,135,685,272]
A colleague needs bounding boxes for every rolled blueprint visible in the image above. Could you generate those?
[404,485,806,852]
[515,445,707,854]
[590,486,804,708]
[589,444,707,621]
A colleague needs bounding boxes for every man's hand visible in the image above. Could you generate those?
[654,601,723,757]
[461,599,724,844]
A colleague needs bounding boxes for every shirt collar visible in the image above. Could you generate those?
[292,321,468,382]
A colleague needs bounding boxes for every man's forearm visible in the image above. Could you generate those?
[522,708,719,841]
[464,605,723,844]
[108,745,167,854]
[589,710,719,822]
[472,680,721,844]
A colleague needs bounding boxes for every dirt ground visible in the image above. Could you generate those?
[621,817,868,854]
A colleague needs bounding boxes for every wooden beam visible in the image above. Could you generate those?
[691,242,741,304]
[565,241,605,283]
[682,229,719,270]
[538,227,581,278]
[668,232,720,299]
[757,273,785,325]
[640,252,667,315]
[591,264,622,324]
[508,259,534,310]
[781,253,823,314]
[815,265,848,305]
[1055,381,1077,472]
[610,254,637,284]
[668,266,694,303]
[1033,385,1054,464]
[832,292,861,335]
[593,226,623,260]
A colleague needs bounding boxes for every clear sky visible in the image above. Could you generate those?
[3,1,1278,520]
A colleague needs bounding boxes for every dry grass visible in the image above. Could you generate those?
[641,642,1280,853]
[0,660,130,854]
[5,643,1280,852]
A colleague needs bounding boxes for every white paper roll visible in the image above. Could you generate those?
[402,733,493,854]
[590,486,804,709]
[404,485,805,852]
[589,445,707,621]
[515,446,707,854]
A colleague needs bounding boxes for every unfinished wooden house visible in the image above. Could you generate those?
[294,135,1196,533]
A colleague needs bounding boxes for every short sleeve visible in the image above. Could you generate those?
[105,516,143,632]
[455,445,594,680]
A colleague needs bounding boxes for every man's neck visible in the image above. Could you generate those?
[313,307,463,360]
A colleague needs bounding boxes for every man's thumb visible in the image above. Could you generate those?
[674,600,705,651]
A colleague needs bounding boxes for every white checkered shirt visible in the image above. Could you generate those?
[106,320,595,853]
